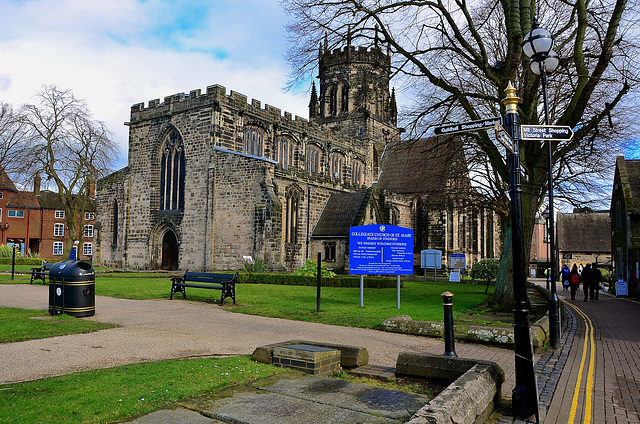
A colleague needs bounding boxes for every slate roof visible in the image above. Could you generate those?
[376,137,465,196]
[623,159,640,213]
[312,192,368,238]
[0,167,17,192]
[36,190,96,211]
[556,211,611,253]
[5,191,40,208]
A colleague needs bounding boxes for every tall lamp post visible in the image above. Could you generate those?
[542,208,550,291]
[523,16,562,350]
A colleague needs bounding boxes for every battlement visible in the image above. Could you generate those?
[130,84,308,124]
[319,45,390,70]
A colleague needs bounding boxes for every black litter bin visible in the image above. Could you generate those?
[49,260,95,317]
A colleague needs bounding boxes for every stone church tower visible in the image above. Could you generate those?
[96,37,499,272]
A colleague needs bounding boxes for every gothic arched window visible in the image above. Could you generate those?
[243,126,265,157]
[328,86,337,116]
[160,128,185,210]
[329,152,344,182]
[277,136,296,170]
[352,159,365,185]
[306,145,322,174]
[112,200,118,246]
[339,82,349,113]
[285,186,303,244]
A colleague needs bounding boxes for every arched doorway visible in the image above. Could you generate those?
[161,230,179,270]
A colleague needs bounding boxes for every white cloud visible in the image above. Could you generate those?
[0,0,310,170]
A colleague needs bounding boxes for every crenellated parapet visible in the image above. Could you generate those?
[129,84,309,128]
[319,45,390,71]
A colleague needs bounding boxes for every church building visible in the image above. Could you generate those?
[96,39,500,272]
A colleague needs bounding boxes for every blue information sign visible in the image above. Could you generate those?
[349,225,414,275]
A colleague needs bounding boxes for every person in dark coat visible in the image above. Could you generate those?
[580,263,593,301]
[569,264,580,300]
[592,264,602,300]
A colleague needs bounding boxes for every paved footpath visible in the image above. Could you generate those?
[542,283,640,424]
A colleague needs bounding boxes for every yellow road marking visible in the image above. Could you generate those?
[564,302,596,424]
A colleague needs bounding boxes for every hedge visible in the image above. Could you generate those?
[237,272,400,288]
[0,257,48,266]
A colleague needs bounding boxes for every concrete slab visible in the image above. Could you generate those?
[251,374,430,421]
[121,407,224,423]
[179,383,399,424]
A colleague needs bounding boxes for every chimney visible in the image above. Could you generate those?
[34,173,41,195]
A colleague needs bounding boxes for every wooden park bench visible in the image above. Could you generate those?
[30,262,54,284]
[169,270,238,305]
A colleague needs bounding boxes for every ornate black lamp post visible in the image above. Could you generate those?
[522,16,561,350]
[502,83,539,421]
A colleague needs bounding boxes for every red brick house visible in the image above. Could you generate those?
[0,167,96,261]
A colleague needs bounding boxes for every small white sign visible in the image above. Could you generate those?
[449,270,461,282]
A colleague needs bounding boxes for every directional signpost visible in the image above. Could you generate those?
[520,125,573,141]
[434,117,501,136]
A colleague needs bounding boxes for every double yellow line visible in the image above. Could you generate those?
[564,301,596,424]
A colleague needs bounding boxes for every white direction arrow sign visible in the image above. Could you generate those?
[434,117,502,136]
[520,125,574,141]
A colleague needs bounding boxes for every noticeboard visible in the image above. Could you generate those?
[421,249,442,269]
[450,253,466,269]
[349,225,413,275]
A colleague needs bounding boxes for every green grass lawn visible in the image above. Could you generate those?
[0,356,285,424]
[0,308,116,343]
[0,271,494,329]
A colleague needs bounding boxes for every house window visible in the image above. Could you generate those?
[55,210,65,219]
[84,225,94,238]
[0,192,3,199]
[306,145,322,174]
[83,242,93,256]
[53,242,63,256]
[277,137,295,170]
[160,128,186,210]
[243,127,264,157]
[285,186,302,244]
[84,212,95,220]
[54,223,65,237]
[8,210,24,218]
[324,242,336,262]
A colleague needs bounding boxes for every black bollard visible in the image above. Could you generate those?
[442,291,457,357]
[11,245,16,280]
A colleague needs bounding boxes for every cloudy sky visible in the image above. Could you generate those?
[0,0,312,169]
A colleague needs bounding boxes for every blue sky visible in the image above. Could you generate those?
[0,0,311,169]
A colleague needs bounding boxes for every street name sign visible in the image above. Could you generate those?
[434,117,502,136]
[520,125,573,141]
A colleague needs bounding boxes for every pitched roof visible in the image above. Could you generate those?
[6,191,40,208]
[376,137,466,196]
[36,190,97,211]
[624,159,640,213]
[312,192,368,237]
[0,167,17,192]
[556,211,611,253]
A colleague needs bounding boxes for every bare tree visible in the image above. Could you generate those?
[281,0,640,309]
[19,85,119,258]
[0,102,32,186]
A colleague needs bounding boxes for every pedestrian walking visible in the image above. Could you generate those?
[581,263,594,302]
[569,264,580,300]
[560,264,571,291]
[592,264,602,300]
